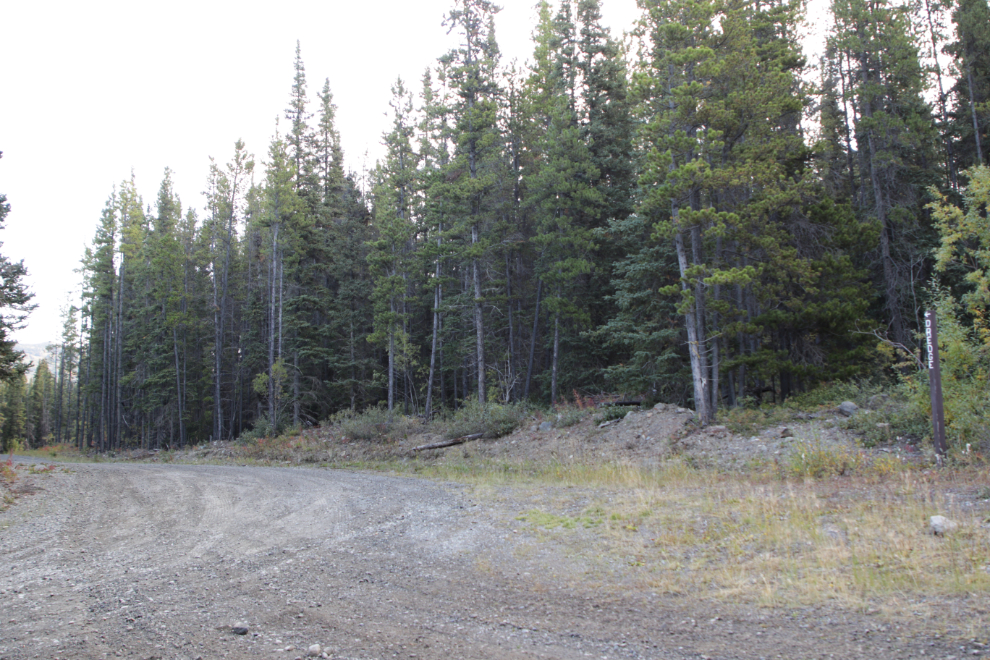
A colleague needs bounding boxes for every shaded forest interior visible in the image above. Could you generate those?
[5,0,989,451]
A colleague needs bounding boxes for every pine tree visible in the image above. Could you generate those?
[368,79,419,413]
[525,1,601,404]
[26,359,53,447]
[0,151,37,383]
[443,0,502,404]
[945,0,990,169]
[1,373,25,451]
[205,142,254,440]
[827,0,941,345]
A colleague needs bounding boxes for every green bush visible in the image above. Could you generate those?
[330,405,420,442]
[438,401,531,439]
[785,380,888,410]
[239,414,280,442]
[555,407,588,428]
[838,399,929,447]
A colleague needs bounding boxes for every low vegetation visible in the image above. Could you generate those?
[8,378,989,633]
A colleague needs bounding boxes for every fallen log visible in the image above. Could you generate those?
[411,433,483,452]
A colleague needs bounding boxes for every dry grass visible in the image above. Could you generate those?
[0,456,16,511]
[83,401,990,631]
[418,457,990,630]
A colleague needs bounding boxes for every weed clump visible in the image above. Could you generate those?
[437,401,531,439]
[783,439,865,478]
[330,405,421,442]
[554,408,587,428]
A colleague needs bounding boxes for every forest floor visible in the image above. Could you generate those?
[2,402,990,660]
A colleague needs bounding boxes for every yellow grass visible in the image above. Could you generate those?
[414,457,990,629]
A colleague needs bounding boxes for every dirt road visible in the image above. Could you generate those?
[0,463,969,659]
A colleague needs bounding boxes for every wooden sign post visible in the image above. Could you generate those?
[925,310,948,463]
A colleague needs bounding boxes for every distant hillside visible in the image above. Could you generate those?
[15,343,52,368]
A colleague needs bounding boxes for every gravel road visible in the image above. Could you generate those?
[0,463,971,659]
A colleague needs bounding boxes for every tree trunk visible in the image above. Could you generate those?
[524,278,543,400]
[388,301,395,414]
[54,345,65,444]
[472,228,485,404]
[966,61,985,164]
[425,244,442,419]
[268,224,279,427]
[115,261,125,449]
[674,213,711,424]
[173,325,185,448]
[551,310,560,405]
[859,44,906,345]
[505,253,515,402]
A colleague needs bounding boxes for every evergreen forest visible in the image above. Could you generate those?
[3,0,989,453]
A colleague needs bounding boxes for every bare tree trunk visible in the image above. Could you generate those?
[54,345,65,444]
[114,261,125,449]
[349,318,356,411]
[505,253,515,402]
[425,240,442,418]
[524,279,543,400]
[735,262,746,406]
[172,325,185,448]
[292,351,300,427]
[388,299,395,414]
[674,214,711,424]
[551,310,560,405]
[966,62,985,164]
[76,323,86,450]
[268,224,279,426]
[710,238,722,414]
[472,229,485,404]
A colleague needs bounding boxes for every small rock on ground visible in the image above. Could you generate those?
[838,401,859,417]
[930,515,959,535]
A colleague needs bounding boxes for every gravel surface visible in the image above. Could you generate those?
[0,462,978,659]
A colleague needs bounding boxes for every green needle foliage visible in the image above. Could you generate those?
[12,0,987,452]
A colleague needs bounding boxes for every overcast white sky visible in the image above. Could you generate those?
[0,0,828,346]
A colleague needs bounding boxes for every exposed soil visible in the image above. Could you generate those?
[1,449,984,660]
[406,402,924,471]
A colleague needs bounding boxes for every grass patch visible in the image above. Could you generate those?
[16,443,90,462]
[396,455,989,629]
[554,407,588,428]
[517,508,603,529]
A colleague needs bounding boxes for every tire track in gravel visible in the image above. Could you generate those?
[0,462,970,660]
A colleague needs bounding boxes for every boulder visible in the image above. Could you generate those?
[838,401,859,417]
[538,421,552,432]
[930,515,958,535]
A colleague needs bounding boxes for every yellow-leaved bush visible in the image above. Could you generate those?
[922,166,990,454]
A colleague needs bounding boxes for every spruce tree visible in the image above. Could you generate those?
[368,79,419,413]
[443,0,502,404]
[945,0,990,169]
[0,151,36,383]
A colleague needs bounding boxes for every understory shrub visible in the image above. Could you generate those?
[330,405,421,442]
[437,401,531,439]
